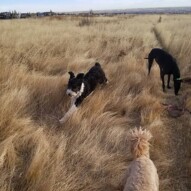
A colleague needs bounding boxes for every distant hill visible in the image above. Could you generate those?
[105,7,191,14]
[68,7,191,15]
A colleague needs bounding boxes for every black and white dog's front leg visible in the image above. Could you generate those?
[59,102,78,124]
[59,96,84,124]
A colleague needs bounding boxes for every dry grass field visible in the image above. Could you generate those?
[0,14,191,191]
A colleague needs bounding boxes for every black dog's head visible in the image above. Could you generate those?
[66,72,85,97]
[174,78,182,95]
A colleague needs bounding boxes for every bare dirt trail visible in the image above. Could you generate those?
[163,91,191,190]
[152,24,191,191]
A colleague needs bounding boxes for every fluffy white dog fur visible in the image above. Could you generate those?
[123,127,159,191]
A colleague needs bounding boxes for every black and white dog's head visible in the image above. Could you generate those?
[66,72,85,97]
[66,63,107,99]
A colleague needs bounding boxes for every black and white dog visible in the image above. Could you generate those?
[59,63,108,123]
[145,48,181,95]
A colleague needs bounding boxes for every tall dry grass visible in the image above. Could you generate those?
[0,15,190,191]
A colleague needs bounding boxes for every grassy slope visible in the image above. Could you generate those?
[0,15,190,191]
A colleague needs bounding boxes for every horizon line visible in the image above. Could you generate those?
[1,6,191,13]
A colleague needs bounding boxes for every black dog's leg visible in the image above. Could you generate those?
[167,74,171,89]
[160,73,165,92]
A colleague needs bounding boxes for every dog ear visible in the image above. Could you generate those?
[76,73,84,79]
[68,71,75,79]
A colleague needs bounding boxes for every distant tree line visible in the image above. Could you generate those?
[0,10,56,19]
[0,9,129,20]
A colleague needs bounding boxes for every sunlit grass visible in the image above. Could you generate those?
[0,15,190,191]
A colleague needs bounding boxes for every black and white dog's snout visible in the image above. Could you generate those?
[66,89,77,97]
[67,93,72,97]
[66,82,85,98]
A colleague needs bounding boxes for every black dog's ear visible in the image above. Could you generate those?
[76,73,84,79]
[68,71,75,79]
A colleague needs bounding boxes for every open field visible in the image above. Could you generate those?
[0,15,191,191]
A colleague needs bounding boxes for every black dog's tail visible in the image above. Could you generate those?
[94,62,108,84]
[147,52,155,75]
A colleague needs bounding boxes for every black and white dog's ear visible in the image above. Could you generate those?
[68,71,75,79]
[76,73,84,79]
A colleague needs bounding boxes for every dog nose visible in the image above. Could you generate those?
[66,90,71,96]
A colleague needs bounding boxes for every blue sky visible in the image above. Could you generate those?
[1,0,191,12]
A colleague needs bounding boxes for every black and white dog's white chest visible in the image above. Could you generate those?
[59,62,107,123]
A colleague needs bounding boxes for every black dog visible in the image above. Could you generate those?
[145,48,181,95]
[59,63,107,123]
